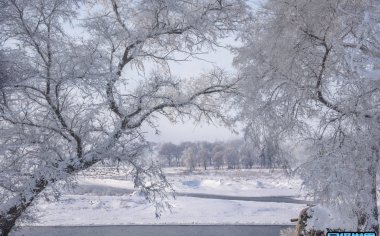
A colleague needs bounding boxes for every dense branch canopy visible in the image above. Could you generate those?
[0,0,248,234]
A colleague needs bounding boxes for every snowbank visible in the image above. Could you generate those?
[305,205,356,231]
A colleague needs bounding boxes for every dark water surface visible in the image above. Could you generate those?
[11,224,295,236]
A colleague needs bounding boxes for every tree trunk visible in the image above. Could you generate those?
[357,154,379,234]
[0,156,101,235]
[0,179,48,236]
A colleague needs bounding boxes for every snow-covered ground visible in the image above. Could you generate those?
[79,167,303,197]
[20,167,307,226]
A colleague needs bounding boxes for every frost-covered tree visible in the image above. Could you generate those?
[182,146,197,171]
[239,142,255,169]
[159,143,180,167]
[257,138,289,169]
[0,0,247,234]
[224,147,239,169]
[235,0,380,232]
[212,142,225,154]
[212,151,224,169]
[198,144,212,170]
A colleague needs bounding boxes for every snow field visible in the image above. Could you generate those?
[20,167,306,226]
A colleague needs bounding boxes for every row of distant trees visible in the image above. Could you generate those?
[157,140,289,170]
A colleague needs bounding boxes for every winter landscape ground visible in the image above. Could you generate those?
[15,167,306,228]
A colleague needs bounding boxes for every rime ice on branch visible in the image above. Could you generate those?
[235,0,380,233]
[0,0,248,235]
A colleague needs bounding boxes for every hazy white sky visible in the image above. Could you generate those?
[143,117,242,144]
[143,1,266,144]
[141,39,242,144]
[135,0,265,144]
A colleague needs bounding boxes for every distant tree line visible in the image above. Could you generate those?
[157,139,289,170]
